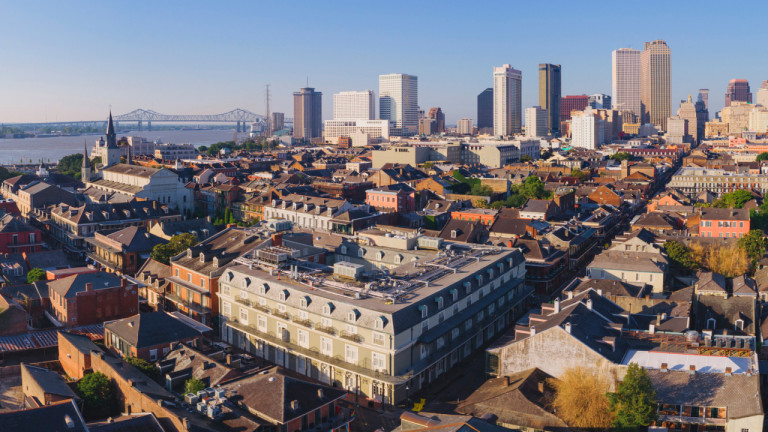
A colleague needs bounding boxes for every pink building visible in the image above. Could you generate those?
[365,184,416,213]
[698,208,750,239]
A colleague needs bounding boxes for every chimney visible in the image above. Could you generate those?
[553,298,560,313]
[567,291,574,300]
[725,367,732,376]
[530,326,537,336]
[649,323,655,335]
[689,365,696,375]
[597,288,603,297]
[507,240,513,248]
[317,389,324,399]
[564,322,572,334]
[586,299,593,310]
[85,283,93,292]
[272,233,283,247]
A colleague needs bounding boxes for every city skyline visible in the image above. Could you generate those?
[2,1,767,124]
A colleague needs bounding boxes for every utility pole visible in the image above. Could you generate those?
[265,84,272,137]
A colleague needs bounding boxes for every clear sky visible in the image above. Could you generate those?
[2,0,766,124]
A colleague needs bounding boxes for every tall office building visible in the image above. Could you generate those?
[725,79,752,107]
[493,64,522,137]
[427,107,445,133]
[757,81,768,107]
[379,74,418,136]
[457,118,473,135]
[477,88,494,133]
[698,89,709,110]
[612,48,641,118]
[293,88,322,141]
[538,64,561,135]
[589,94,612,109]
[560,95,590,122]
[677,95,699,143]
[571,108,604,150]
[333,90,375,120]
[525,106,548,137]
[640,40,671,130]
[271,112,285,131]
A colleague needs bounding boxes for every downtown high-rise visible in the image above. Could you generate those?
[379,73,418,136]
[293,87,322,141]
[612,48,641,119]
[333,90,375,120]
[640,40,671,130]
[493,64,522,137]
[477,88,493,133]
[725,79,752,107]
[538,64,561,135]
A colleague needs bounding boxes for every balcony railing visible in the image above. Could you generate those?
[271,308,290,320]
[340,331,362,343]
[293,318,313,328]
[252,303,270,313]
[235,298,251,307]
[316,325,336,336]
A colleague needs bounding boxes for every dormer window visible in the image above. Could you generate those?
[347,309,360,322]
[436,297,444,309]
[241,278,250,288]
[394,254,402,264]
[258,283,268,295]
[323,302,334,315]
[340,246,347,254]
[300,296,311,308]
[376,251,384,261]
[451,230,457,239]
[707,318,716,329]
[464,281,472,294]
[420,305,428,318]
[375,316,387,329]
[279,290,289,301]
[358,249,364,258]
[451,289,458,301]
[735,319,745,331]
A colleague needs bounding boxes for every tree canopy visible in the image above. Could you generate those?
[610,152,632,161]
[125,356,163,383]
[56,153,83,179]
[609,363,657,431]
[663,241,699,273]
[150,233,199,264]
[520,154,533,162]
[756,152,768,162]
[712,189,753,209]
[0,166,22,182]
[549,367,614,429]
[76,372,116,420]
[185,377,206,395]
[738,229,768,262]
[27,268,46,284]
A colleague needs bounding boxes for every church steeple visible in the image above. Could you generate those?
[81,139,92,182]
[106,110,117,149]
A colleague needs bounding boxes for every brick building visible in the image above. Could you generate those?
[450,208,499,226]
[0,214,43,254]
[58,330,104,380]
[105,311,206,362]
[365,183,416,213]
[560,95,589,122]
[698,207,750,239]
[48,272,138,327]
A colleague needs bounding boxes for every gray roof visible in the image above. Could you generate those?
[588,250,667,273]
[48,272,124,298]
[21,363,79,400]
[648,369,762,419]
[105,311,202,349]
[57,331,103,356]
[102,163,161,178]
[0,399,87,432]
[88,413,165,432]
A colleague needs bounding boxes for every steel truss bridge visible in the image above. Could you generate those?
[5,108,291,132]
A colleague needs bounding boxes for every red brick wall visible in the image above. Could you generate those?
[0,226,42,254]
[58,335,93,380]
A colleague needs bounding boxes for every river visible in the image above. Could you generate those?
[0,129,240,164]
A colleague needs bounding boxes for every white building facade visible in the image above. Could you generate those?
[612,48,641,119]
[323,119,390,144]
[457,118,473,135]
[333,90,376,120]
[571,109,604,150]
[379,74,418,136]
[525,106,548,137]
[493,64,522,137]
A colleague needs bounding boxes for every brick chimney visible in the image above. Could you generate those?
[272,233,283,247]
[85,283,93,292]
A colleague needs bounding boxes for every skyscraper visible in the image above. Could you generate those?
[477,88,493,133]
[571,108,604,150]
[333,90,375,120]
[698,89,710,110]
[457,118,473,135]
[427,107,445,133]
[560,95,590,122]
[612,48,641,118]
[379,73,418,136]
[525,106,548,137]
[493,64,522,137]
[271,112,285,131]
[640,40,671,130]
[757,81,768,107]
[695,90,709,143]
[725,79,752,107]
[293,87,322,141]
[677,95,698,143]
[538,64,561,135]
[589,94,612,109]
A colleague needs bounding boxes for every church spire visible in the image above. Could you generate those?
[106,110,117,149]
[82,140,90,169]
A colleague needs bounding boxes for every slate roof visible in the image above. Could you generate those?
[633,212,678,229]
[222,366,347,424]
[732,275,757,297]
[88,413,165,432]
[694,295,757,336]
[48,272,124,298]
[24,250,73,270]
[394,411,512,432]
[456,368,567,431]
[700,207,750,221]
[0,214,36,234]
[568,278,644,298]
[160,345,243,388]
[21,363,79,400]
[588,250,668,273]
[0,399,87,432]
[438,219,487,244]
[92,226,164,253]
[105,311,202,349]
[695,271,727,295]
[647,369,762,419]
[102,163,161,178]
[170,227,264,275]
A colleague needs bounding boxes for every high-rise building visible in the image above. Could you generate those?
[457,118,473,135]
[477,88,494,133]
[595,109,622,142]
[698,89,710,111]
[612,48,641,118]
[427,107,445,133]
[757,81,768,107]
[333,90,375,120]
[272,112,285,131]
[640,40,671,130]
[560,95,590,122]
[677,95,699,143]
[525,106,548,137]
[419,118,437,135]
[570,108,604,150]
[665,116,689,144]
[725,79,752,107]
[589,94,612,109]
[293,88,322,141]
[493,64,522,137]
[379,73,418,136]
[538,64,561,135]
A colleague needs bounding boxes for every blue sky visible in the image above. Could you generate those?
[2,1,766,124]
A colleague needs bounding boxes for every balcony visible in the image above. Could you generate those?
[252,303,270,313]
[271,308,290,320]
[316,325,336,336]
[235,298,251,307]
[340,331,362,343]
[293,318,313,328]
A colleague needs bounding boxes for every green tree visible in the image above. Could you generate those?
[663,241,699,273]
[184,377,206,395]
[571,168,589,182]
[470,184,494,196]
[521,175,549,199]
[0,166,22,182]
[76,372,116,420]
[712,189,753,209]
[520,154,533,162]
[540,149,553,160]
[56,153,84,179]
[422,162,435,169]
[608,363,657,431]
[125,356,163,383]
[150,233,199,264]
[27,267,46,284]
[756,152,768,162]
[610,152,632,162]
[738,229,768,262]
[473,199,489,209]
